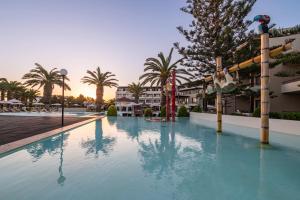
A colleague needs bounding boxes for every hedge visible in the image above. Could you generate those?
[192,106,202,113]
[144,108,152,117]
[253,107,300,121]
[107,105,117,116]
[160,106,166,117]
[177,106,189,117]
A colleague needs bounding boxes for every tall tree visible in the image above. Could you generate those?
[22,63,71,104]
[139,48,192,106]
[6,81,23,100]
[175,0,256,110]
[81,67,118,112]
[25,89,40,106]
[128,82,144,103]
[0,78,8,100]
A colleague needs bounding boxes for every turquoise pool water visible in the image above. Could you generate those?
[1,117,300,200]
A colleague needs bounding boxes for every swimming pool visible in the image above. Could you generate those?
[0,117,299,200]
[0,111,96,117]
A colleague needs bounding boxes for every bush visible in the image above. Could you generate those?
[281,112,300,120]
[253,109,300,121]
[144,108,152,117]
[192,106,202,113]
[177,106,189,117]
[253,107,260,117]
[160,106,166,117]
[107,105,117,116]
[269,112,281,119]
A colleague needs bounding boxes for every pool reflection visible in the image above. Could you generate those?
[57,133,66,186]
[80,120,116,158]
[26,133,69,161]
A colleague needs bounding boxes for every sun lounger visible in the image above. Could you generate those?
[41,108,48,112]
[21,107,28,112]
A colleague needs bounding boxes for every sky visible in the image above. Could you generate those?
[1,0,300,100]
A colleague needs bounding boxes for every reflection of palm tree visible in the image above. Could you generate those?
[81,120,116,158]
[107,116,117,126]
[57,133,66,186]
[116,118,143,141]
[26,134,69,161]
[138,124,181,179]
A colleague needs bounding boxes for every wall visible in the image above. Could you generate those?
[190,112,300,149]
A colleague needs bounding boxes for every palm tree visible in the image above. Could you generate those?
[25,89,40,106]
[128,82,144,103]
[22,63,71,104]
[139,48,192,106]
[6,81,23,100]
[0,78,8,100]
[81,67,118,112]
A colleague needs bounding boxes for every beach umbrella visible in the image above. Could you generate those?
[51,103,61,106]
[8,99,21,104]
[12,102,24,105]
[0,101,8,104]
[33,102,45,106]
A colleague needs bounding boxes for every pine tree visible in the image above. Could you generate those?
[175,0,256,111]
[175,0,256,76]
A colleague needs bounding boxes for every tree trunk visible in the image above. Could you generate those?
[43,83,53,105]
[250,73,255,113]
[96,86,104,112]
[202,83,208,112]
[0,90,5,100]
[135,96,139,104]
[7,91,12,100]
[160,81,166,107]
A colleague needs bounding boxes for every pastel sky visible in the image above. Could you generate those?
[1,0,299,100]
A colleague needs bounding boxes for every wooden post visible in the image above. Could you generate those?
[260,33,270,144]
[216,56,222,133]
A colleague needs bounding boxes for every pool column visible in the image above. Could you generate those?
[260,33,270,144]
[216,56,222,133]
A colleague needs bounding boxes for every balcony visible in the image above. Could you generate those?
[281,77,300,94]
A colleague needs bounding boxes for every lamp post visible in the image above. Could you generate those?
[60,69,68,127]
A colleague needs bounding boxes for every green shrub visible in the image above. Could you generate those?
[253,109,300,121]
[177,106,189,117]
[144,108,152,117]
[107,105,117,116]
[253,107,260,117]
[160,106,166,117]
[281,112,300,120]
[192,106,202,113]
[269,112,281,119]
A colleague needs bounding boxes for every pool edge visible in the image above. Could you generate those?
[0,116,105,154]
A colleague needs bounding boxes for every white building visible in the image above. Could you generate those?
[115,86,161,116]
[115,85,204,116]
